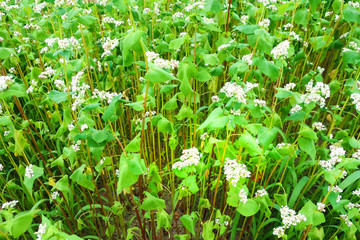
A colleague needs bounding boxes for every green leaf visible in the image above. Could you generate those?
[145,68,177,83]
[237,199,260,217]
[113,0,128,13]
[180,214,196,235]
[202,220,215,240]
[236,131,262,157]
[201,54,219,66]
[70,164,95,191]
[0,84,26,99]
[169,36,186,50]
[158,117,173,133]
[0,116,11,126]
[48,90,68,104]
[343,6,360,24]
[14,130,27,156]
[175,104,194,120]
[178,63,197,97]
[294,9,309,25]
[156,209,171,231]
[299,201,325,227]
[309,0,321,12]
[300,124,318,140]
[125,134,141,152]
[288,176,309,208]
[102,94,123,122]
[140,192,166,210]
[198,107,228,131]
[54,175,70,195]
[274,193,287,206]
[340,170,360,189]
[0,47,16,59]
[204,0,223,14]
[11,211,36,238]
[122,30,145,63]
[254,57,280,80]
[234,25,259,35]
[117,153,145,193]
[298,137,316,160]
[24,165,44,196]
[349,137,360,149]
[78,15,97,26]
[163,95,178,110]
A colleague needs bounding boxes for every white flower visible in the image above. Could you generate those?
[312,122,326,131]
[240,15,249,24]
[284,83,296,91]
[273,226,285,237]
[4,131,10,136]
[258,18,270,28]
[271,40,290,59]
[241,54,253,65]
[254,99,266,107]
[301,80,330,108]
[290,105,302,114]
[218,44,231,51]
[2,200,19,209]
[51,191,60,200]
[239,189,248,204]
[200,132,209,140]
[280,205,307,228]
[0,164,3,171]
[320,146,346,171]
[224,158,251,186]
[35,223,47,240]
[25,164,34,179]
[172,147,201,170]
[81,124,88,131]
[317,202,326,212]
[101,37,119,58]
[350,93,360,112]
[340,214,353,227]
[220,82,247,104]
[0,76,14,92]
[211,96,220,102]
[353,188,360,196]
[255,189,268,197]
[349,1,360,8]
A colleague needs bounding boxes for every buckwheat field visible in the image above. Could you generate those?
[0,0,360,239]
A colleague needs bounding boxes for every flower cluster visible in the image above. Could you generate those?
[35,223,47,240]
[0,76,14,92]
[239,189,248,204]
[312,122,326,131]
[350,93,360,112]
[2,200,19,209]
[271,40,290,59]
[25,164,34,179]
[220,82,248,104]
[274,205,307,236]
[172,147,201,170]
[145,51,179,69]
[224,158,251,186]
[102,37,119,58]
[255,189,268,197]
[319,145,346,171]
[301,80,330,108]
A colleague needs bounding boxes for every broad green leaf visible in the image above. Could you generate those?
[298,201,325,228]
[175,104,194,120]
[48,90,68,104]
[343,6,360,24]
[234,25,259,35]
[178,63,197,97]
[78,15,97,26]
[145,68,177,83]
[140,192,166,210]
[202,220,215,240]
[198,107,228,131]
[122,30,145,62]
[298,137,316,160]
[169,36,186,50]
[117,153,145,193]
[125,134,141,152]
[11,211,36,238]
[0,84,26,99]
[0,47,16,59]
[204,0,223,14]
[14,130,27,156]
[70,164,95,191]
[179,214,196,235]
[157,209,171,231]
[300,124,318,140]
[237,199,260,217]
[254,57,280,80]
[54,175,70,195]
[163,95,178,110]
[236,131,262,156]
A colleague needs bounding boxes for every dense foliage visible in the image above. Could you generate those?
[1,0,360,239]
